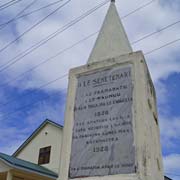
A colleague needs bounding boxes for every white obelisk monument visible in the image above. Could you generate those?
[59,1,164,180]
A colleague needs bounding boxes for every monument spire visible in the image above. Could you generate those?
[88,1,132,63]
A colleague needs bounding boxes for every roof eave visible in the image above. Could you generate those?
[0,157,58,179]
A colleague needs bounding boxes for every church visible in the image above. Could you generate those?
[0,1,173,180]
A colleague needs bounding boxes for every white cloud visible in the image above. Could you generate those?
[0,0,179,92]
[155,80,168,106]
[0,125,29,155]
[0,94,65,155]
[163,154,180,180]
[159,116,180,150]
[24,99,65,127]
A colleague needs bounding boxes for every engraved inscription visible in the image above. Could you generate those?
[69,65,135,178]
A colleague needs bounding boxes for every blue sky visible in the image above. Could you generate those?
[0,0,180,179]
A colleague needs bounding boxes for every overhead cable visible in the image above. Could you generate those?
[121,0,156,19]
[0,0,24,11]
[0,31,99,89]
[0,0,155,72]
[0,0,109,73]
[0,36,180,109]
[0,17,180,89]
[132,20,180,44]
[0,0,38,31]
[0,0,155,73]
[144,38,180,55]
[0,0,63,28]
[0,0,177,90]
[0,0,72,54]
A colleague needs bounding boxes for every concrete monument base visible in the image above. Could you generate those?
[59,51,164,180]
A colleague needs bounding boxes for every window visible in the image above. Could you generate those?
[38,146,51,165]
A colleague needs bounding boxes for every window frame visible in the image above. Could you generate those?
[38,146,51,165]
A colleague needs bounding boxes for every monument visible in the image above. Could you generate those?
[59,1,164,180]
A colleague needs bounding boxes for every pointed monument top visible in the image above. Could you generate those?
[87,1,132,63]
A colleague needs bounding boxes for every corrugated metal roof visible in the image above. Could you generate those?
[0,152,58,179]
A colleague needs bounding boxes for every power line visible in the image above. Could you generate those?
[0,89,66,120]
[0,0,16,8]
[144,38,180,55]
[0,0,38,31]
[0,31,99,89]
[0,75,68,118]
[121,0,156,19]
[0,0,64,28]
[0,0,72,54]
[0,0,24,11]
[1,1,111,105]
[0,73,68,108]
[0,0,109,73]
[0,36,180,111]
[0,0,177,101]
[0,0,176,97]
[0,17,179,89]
[0,0,155,75]
[0,0,176,92]
[132,20,180,44]
[0,0,156,74]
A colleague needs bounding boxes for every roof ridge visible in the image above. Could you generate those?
[45,119,63,128]
[13,119,63,156]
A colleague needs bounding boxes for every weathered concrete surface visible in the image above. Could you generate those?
[69,66,135,177]
[87,2,132,64]
[59,51,164,180]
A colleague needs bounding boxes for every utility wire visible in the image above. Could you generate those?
[0,0,155,73]
[0,75,68,118]
[0,0,71,54]
[0,88,66,120]
[0,17,179,89]
[0,36,180,110]
[121,0,156,19]
[0,0,177,105]
[0,0,109,73]
[0,31,99,89]
[144,38,180,55]
[0,0,63,28]
[0,0,38,31]
[0,0,155,74]
[0,0,24,11]
[0,1,111,106]
[0,0,176,92]
[0,0,16,8]
[132,20,180,45]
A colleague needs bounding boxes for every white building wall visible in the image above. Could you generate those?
[0,161,11,173]
[15,123,63,174]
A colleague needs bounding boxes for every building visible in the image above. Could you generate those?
[0,119,62,180]
[0,119,172,180]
